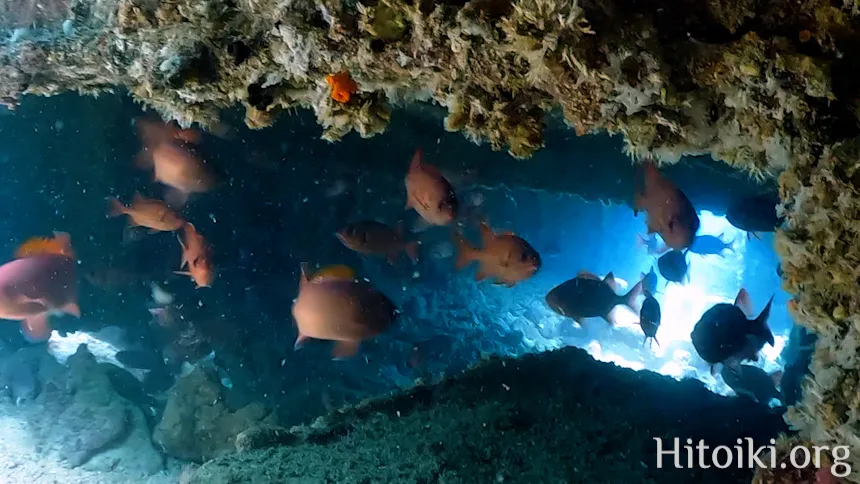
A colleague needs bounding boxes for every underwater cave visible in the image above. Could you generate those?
[2,0,860,482]
[0,93,812,483]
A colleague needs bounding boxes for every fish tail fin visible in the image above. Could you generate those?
[404,241,419,262]
[755,295,775,346]
[734,288,754,317]
[164,188,189,210]
[453,232,476,270]
[622,279,643,310]
[108,197,126,218]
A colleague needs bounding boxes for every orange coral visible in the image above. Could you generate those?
[325,72,358,103]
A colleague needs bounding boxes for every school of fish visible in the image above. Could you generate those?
[0,119,789,404]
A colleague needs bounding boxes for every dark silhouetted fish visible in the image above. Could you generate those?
[691,289,774,372]
[720,364,782,404]
[545,272,643,326]
[639,290,661,347]
[726,194,784,237]
[690,233,734,257]
[640,267,658,295]
[657,250,688,284]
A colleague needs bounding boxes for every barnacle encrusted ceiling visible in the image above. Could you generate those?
[2,0,860,479]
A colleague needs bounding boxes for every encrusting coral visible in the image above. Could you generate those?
[5,0,860,480]
[0,0,855,163]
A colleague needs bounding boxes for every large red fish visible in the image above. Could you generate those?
[404,149,459,226]
[291,264,398,359]
[0,232,80,341]
[633,160,699,250]
[134,119,216,207]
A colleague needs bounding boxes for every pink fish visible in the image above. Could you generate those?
[0,234,80,341]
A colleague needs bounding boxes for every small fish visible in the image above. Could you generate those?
[175,223,215,288]
[720,364,782,404]
[291,263,399,359]
[405,148,459,226]
[633,160,700,250]
[690,233,734,257]
[336,221,419,264]
[640,267,658,295]
[726,194,784,237]
[635,233,668,256]
[108,193,185,232]
[0,233,80,342]
[453,222,540,287]
[639,290,661,347]
[545,272,643,326]
[691,289,775,372]
[657,250,689,284]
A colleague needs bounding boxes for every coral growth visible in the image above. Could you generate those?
[0,0,853,163]
[776,136,860,483]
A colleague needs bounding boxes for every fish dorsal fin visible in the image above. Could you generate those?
[577,270,600,281]
[479,222,495,246]
[603,272,616,289]
[312,264,355,282]
[132,191,145,204]
[14,232,75,259]
[409,148,423,172]
[298,263,311,291]
[734,288,753,318]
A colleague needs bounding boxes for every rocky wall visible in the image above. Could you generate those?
[2,0,860,481]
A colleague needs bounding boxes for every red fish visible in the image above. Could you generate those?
[291,264,398,359]
[404,149,459,226]
[0,232,80,341]
[634,161,700,250]
[108,193,185,232]
[175,223,215,288]
[454,222,541,287]
[134,119,216,208]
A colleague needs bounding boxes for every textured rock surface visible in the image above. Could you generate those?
[0,344,165,477]
[153,365,274,462]
[187,346,787,484]
[0,0,854,166]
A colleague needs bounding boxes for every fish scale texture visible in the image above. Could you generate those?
[186,346,786,484]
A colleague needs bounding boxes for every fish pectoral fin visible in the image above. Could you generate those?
[60,301,81,318]
[21,313,52,342]
[294,333,311,350]
[331,340,360,360]
[474,268,489,282]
